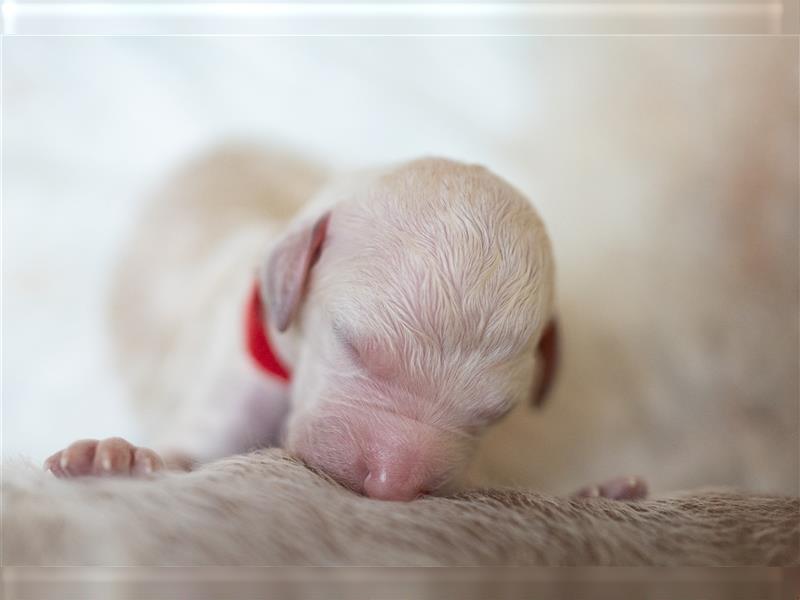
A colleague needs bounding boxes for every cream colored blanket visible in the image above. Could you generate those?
[4,450,797,566]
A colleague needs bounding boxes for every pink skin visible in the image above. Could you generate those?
[287,406,470,501]
[44,438,167,478]
[574,476,649,501]
[281,321,489,501]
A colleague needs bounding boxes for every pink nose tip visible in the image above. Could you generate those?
[363,468,426,502]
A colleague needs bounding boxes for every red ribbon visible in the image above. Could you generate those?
[244,281,291,382]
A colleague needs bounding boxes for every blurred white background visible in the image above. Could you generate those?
[4,35,798,494]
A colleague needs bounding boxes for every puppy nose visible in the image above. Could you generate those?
[363,466,427,502]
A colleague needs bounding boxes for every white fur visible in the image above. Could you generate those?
[109,154,556,498]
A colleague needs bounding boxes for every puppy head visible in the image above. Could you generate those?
[262,158,557,501]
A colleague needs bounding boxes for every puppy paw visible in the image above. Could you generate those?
[574,475,648,501]
[44,437,166,478]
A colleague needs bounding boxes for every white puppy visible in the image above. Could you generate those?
[45,150,640,501]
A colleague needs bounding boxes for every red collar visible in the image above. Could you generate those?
[244,281,291,382]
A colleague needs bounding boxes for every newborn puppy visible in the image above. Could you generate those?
[45,152,640,501]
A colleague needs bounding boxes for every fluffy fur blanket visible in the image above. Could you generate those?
[4,450,797,566]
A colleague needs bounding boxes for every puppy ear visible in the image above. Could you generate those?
[531,318,560,408]
[261,212,331,332]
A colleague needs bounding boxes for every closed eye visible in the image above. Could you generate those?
[331,319,400,382]
[331,320,365,368]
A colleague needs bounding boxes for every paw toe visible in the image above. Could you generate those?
[574,476,648,501]
[93,437,135,476]
[132,447,166,476]
[55,439,100,477]
[599,475,648,501]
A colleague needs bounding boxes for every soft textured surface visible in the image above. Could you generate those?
[4,450,798,566]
